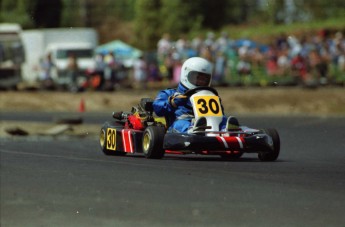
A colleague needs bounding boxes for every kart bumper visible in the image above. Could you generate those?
[163,133,273,153]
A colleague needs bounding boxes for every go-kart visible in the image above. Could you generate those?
[99,87,280,161]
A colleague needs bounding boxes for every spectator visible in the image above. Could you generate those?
[330,32,345,72]
[266,55,279,77]
[276,32,289,50]
[251,47,265,69]
[215,31,232,53]
[38,52,55,89]
[236,59,252,77]
[147,62,161,82]
[277,48,291,77]
[172,52,183,86]
[103,52,119,90]
[214,51,228,85]
[204,32,216,51]
[157,33,172,60]
[163,51,174,82]
[191,34,203,56]
[66,53,79,91]
[175,34,189,58]
[237,42,252,77]
[338,54,345,72]
[291,53,308,84]
[133,56,147,89]
[95,53,106,73]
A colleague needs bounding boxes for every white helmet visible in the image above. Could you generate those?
[180,57,213,90]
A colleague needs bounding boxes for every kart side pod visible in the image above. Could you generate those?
[100,121,144,156]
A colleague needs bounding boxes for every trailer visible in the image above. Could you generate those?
[21,28,98,89]
[0,23,25,89]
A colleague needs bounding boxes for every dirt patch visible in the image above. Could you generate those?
[0,121,100,138]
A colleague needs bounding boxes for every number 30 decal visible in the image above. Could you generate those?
[194,96,222,117]
[106,128,116,150]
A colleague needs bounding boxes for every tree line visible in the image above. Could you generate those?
[1,0,344,50]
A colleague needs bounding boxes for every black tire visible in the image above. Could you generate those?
[258,128,280,161]
[142,126,166,159]
[220,152,243,160]
[100,121,126,156]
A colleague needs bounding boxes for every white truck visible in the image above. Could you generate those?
[21,28,98,88]
[0,23,25,89]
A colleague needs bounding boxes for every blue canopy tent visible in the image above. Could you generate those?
[234,39,257,48]
[95,39,143,67]
[234,39,268,52]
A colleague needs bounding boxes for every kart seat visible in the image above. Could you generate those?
[140,98,154,112]
[140,98,171,128]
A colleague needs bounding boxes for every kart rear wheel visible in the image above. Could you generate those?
[142,126,165,159]
[100,121,126,156]
[258,128,280,161]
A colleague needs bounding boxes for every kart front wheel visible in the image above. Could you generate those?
[142,126,165,159]
[258,128,280,161]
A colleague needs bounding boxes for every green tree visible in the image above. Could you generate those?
[133,0,162,50]
[160,0,203,38]
[201,0,227,28]
[109,0,136,21]
[133,0,208,50]
[33,0,63,28]
[0,0,34,27]
[304,0,345,19]
[265,0,285,24]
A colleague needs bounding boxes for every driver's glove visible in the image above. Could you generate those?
[169,94,187,108]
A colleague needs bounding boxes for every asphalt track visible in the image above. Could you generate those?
[1,115,345,227]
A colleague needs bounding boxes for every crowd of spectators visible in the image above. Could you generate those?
[37,29,345,91]
[154,29,345,87]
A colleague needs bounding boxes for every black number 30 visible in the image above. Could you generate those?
[107,129,116,149]
[197,98,220,114]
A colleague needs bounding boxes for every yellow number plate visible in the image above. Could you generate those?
[193,96,222,117]
[106,128,116,150]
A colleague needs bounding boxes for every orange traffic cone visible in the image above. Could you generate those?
[79,98,85,112]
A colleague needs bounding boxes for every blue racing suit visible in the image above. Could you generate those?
[153,83,227,133]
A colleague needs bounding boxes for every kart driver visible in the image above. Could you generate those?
[153,56,238,133]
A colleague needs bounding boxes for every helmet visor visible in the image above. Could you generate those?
[187,71,211,87]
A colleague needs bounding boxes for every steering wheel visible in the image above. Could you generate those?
[183,86,219,97]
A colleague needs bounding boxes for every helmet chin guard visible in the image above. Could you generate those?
[180,57,213,90]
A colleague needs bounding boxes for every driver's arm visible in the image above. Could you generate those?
[153,89,175,116]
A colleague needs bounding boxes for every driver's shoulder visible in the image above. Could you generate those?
[154,88,176,100]
[160,88,177,95]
